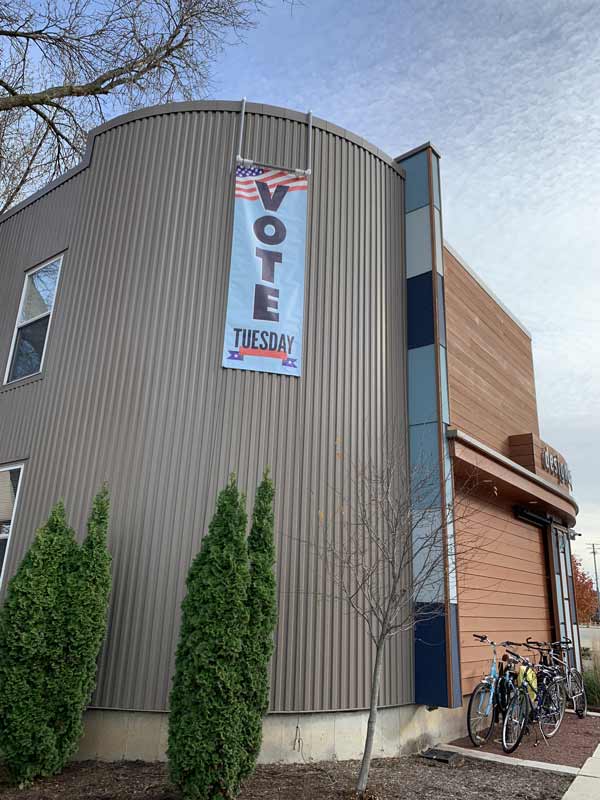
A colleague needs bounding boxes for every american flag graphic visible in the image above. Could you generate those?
[235,165,308,201]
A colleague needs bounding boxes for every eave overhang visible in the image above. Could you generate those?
[447,428,578,528]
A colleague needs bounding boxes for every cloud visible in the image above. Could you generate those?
[211,0,600,544]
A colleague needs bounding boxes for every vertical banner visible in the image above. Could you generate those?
[222,165,308,377]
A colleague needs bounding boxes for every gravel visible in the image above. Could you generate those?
[0,755,574,800]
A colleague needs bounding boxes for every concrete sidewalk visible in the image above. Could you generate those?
[561,744,600,799]
[444,740,600,799]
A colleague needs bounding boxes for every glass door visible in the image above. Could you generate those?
[550,525,582,670]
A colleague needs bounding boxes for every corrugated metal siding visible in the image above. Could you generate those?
[0,104,410,712]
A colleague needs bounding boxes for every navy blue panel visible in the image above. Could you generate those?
[436,273,446,347]
[414,602,449,707]
[449,603,462,707]
[407,272,434,349]
[399,150,430,213]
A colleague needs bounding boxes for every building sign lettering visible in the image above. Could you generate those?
[541,446,573,490]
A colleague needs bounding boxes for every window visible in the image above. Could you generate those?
[5,255,62,384]
[0,465,23,587]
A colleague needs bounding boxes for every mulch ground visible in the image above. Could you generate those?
[452,709,600,767]
[0,755,573,800]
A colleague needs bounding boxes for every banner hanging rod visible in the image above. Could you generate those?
[235,97,312,177]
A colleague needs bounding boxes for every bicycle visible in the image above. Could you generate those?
[526,636,587,719]
[466,634,520,747]
[501,648,566,753]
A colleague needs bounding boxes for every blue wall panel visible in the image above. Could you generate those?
[398,145,462,709]
[407,272,435,349]
[414,604,448,707]
[403,151,430,213]
[408,346,438,425]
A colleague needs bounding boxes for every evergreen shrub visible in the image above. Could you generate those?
[239,469,277,781]
[168,476,249,799]
[0,489,112,784]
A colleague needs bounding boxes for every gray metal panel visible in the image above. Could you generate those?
[0,104,410,713]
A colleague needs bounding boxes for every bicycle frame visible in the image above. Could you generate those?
[527,638,584,703]
[515,662,564,739]
[476,643,499,717]
[474,637,518,719]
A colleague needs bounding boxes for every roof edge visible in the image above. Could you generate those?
[444,240,532,339]
[395,141,442,162]
[1,100,405,224]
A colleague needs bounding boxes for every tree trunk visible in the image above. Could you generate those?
[356,640,385,796]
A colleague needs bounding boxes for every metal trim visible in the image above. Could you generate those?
[395,141,443,162]
[235,97,247,164]
[1,101,404,223]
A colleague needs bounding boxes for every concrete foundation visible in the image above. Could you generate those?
[75,703,467,763]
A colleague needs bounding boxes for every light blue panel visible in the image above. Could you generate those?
[409,422,441,510]
[446,518,457,603]
[408,345,438,424]
[432,155,441,210]
[442,431,454,507]
[434,207,444,274]
[400,150,430,212]
[406,205,432,278]
[412,509,444,603]
[439,345,450,424]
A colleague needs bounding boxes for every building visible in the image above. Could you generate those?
[0,101,580,762]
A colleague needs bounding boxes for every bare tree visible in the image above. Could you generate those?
[322,442,484,796]
[0,0,263,213]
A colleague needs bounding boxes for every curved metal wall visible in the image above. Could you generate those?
[0,103,409,712]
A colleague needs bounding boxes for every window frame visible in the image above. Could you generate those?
[4,254,63,386]
[0,462,24,590]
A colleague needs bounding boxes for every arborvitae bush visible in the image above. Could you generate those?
[168,475,250,800]
[60,487,112,764]
[0,502,78,783]
[0,490,112,785]
[239,469,277,781]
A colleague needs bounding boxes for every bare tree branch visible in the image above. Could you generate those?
[316,436,489,796]
[0,1,266,210]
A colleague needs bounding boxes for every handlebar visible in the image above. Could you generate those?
[526,639,550,652]
[527,636,572,650]
[473,634,523,647]
[506,648,535,667]
[473,634,570,663]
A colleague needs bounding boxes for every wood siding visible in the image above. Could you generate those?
[509,433,573,493]
[456,494,553,696]
[444,248,540,456]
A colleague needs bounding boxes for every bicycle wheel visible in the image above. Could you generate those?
[467,682,495,746]
[497,674,517,718]
[539,681,566,739]
[502,688,527,753]
[569,669,587,718]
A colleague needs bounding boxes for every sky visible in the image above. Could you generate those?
[210,0,600,577]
